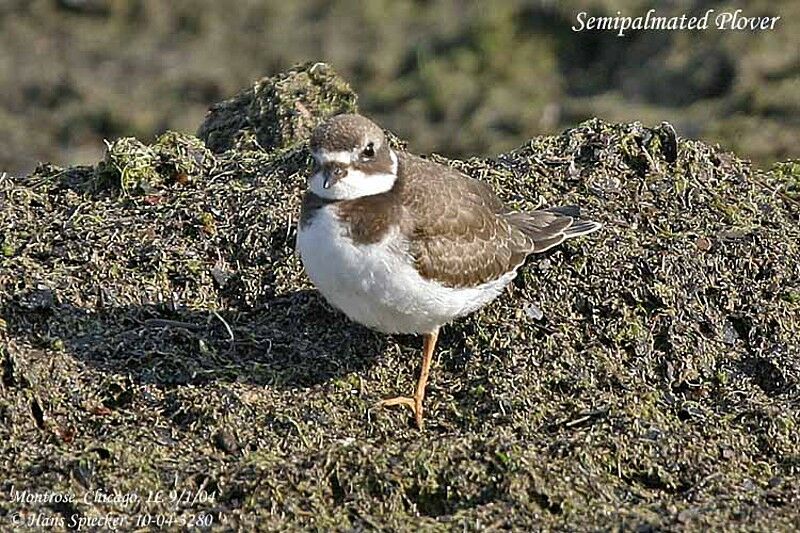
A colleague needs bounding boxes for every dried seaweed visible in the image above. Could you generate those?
[1,64,799,530]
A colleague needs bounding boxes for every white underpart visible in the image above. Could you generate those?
[309,149,398,200]
[297,205,516,335]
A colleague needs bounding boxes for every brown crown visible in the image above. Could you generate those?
[310,114,385,153]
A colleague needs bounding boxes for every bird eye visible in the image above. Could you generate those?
[361,142,375,159]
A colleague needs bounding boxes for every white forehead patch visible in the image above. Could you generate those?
[313,150,354,165]
[310,150,398,200]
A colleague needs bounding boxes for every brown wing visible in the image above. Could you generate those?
[398,155,602,288]
[502,207,602,252]
[398,154,533,288]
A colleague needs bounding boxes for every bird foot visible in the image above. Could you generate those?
[374,396,424,428]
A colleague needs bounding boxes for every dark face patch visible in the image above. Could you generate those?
[352,141,394,176]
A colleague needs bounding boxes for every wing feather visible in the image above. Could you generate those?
[399,155,530,287]
[397,154,601,287]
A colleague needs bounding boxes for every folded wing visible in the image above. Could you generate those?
[400,154,600,288]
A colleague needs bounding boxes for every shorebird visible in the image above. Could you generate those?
[297,114,600,428]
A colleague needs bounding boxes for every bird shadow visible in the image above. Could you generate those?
[1,287,389,389]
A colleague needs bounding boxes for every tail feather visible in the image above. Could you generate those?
[543,205,581,218]
[563,219,602,237]
[502,205,601,253]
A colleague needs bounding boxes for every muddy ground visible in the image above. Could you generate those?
[2,1,799,175]
[1,64,799,530]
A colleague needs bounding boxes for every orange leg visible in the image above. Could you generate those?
[375,327,439,428]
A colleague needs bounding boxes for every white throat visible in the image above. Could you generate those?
[309,149,398,200]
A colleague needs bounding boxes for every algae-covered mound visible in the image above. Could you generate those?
[1,63,799,530]
[197,62,358,154]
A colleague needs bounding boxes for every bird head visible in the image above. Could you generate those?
[308,114,398,200]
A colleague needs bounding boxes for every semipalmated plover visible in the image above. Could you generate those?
[297,114,601,428]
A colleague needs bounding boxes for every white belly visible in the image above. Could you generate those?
[296,205,515,334]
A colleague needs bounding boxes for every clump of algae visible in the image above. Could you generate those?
[197,61,358,153]
[92,131,214,193]
[1,63,798,531]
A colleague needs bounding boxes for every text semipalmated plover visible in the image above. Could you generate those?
[297,114,600,428]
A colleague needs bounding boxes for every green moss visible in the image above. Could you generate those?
[782,291,800,305]
[770,160,800,199]
[153,130,214,182]
[89,131,214,195]
[197,212,217,235]
[95,137,161,193]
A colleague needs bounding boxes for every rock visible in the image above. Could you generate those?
[524,302,544,321]
[19,284,55,311]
